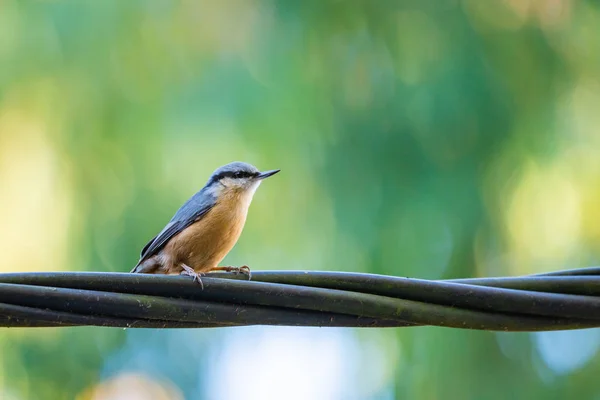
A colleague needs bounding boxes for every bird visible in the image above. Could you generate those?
[130,161,280,287]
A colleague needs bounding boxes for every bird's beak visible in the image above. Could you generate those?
[257,169,280,180]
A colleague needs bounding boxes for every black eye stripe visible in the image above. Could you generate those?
[232,171,248,178]
[210,170,257,183]
[235,171,258,178]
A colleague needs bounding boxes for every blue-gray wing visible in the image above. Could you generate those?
[132,188,216,271]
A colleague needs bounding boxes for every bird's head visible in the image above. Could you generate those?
[206,161,280,197]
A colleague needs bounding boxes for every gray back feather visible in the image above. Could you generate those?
[134,186,218,267]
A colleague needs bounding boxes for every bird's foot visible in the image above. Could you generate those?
[207,265,252,280]
[180,263,205,289]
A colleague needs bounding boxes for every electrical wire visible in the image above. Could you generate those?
[0,268,599,331]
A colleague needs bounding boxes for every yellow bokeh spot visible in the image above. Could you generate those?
[77,372,183,400]
[0,108,73,272]
[506,160,581,274]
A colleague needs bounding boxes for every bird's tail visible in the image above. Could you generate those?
[130,259,158,274]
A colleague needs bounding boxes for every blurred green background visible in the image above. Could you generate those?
[1,0,600,399]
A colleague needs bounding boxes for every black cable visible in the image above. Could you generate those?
[0,269,599,331]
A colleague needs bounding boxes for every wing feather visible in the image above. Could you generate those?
[131,187,216,272]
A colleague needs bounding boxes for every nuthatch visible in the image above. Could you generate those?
[130,161,279,286]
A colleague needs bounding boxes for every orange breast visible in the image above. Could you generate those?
[162,191,250,271]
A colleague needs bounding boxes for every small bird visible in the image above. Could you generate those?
[131,161,279,287]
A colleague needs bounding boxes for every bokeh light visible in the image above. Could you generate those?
[1,0,600,398]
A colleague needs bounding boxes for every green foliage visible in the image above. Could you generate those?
[1,0,600,399]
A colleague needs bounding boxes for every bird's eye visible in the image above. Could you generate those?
[233,171,243,178]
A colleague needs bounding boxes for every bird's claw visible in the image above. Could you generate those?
[211,265,252,280]
[238,265,251,280]
[226,265,251,280]
[180,264,205,289]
